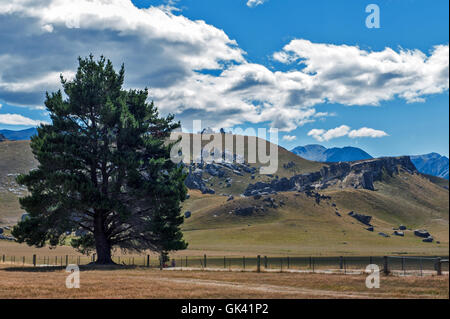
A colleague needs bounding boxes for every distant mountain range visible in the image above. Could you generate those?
[410,153,449,180]
[291,144,373,163]
[0,128,37,141]
[291,144,449,180]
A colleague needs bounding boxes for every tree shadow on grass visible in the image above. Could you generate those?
[1,264,147,272]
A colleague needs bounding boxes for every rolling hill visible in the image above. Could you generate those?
[0,134,448,256]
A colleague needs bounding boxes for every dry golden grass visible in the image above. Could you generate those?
[0,264,447,299]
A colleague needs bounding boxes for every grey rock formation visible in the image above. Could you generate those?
[185,167,215,194]
[393,231,404,237]
[422,236,433,243]
[244,156,417,196]
[184,211,192,218]
[378,232,390,238]
[348,211,372,226]
[414,229,431,238]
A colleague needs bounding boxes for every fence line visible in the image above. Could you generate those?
[0,253,448,275]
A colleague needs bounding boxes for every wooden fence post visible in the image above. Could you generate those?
[33,254,36,267]
[436,258,442,276]
[257,255,261,273]
[402,257,405,275]
[203,254,207,269]
[224,256,226,269]
[287,257,290,269]
[65,255,68,266]
[264,256,268,269]
[243,256,245,270]
[340,256,343,270]
[147,255,150,268]
[383,256,389,275]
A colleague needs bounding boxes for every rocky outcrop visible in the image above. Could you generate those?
[348,211,372,226]
[244,173,321,196]
[184,167,215,194]
[414,229,431,238]
[244,156,417,196]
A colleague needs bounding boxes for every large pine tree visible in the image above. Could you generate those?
[12,55,188,264]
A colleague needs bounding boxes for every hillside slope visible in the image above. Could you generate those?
[0,140,37,224]
[0,137,448,257]
[182,170,448,256]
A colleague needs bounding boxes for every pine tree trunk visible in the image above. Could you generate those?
[94,212,114,264]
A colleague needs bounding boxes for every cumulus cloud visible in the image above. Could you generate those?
[247,0,268,8]
[274,39,449,105]
[0,1,448,132]
[308,125,388,142]
[0,113,48,126]
[282,135,296,141]
[308,125,350,142]
[348,127,389,138]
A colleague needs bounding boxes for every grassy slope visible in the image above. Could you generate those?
[0,141,37,224]
[0,139,448,257]
[182,170,449,256]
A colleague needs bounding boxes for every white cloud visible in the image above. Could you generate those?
[348,127,389,139]
[247,0,268,8]
[0,1,448,133]
[308,125,350,142]
[0,103,2,109]
[308,125,388,142]
[0,113,48,126]
[274,39,449,105]
[282,135,296,141]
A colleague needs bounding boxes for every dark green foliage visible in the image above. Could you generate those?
[12,55,188,264]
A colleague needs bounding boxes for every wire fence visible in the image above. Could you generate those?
[0,253,448,276]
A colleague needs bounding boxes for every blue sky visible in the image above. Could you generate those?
[0,0,448,157]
